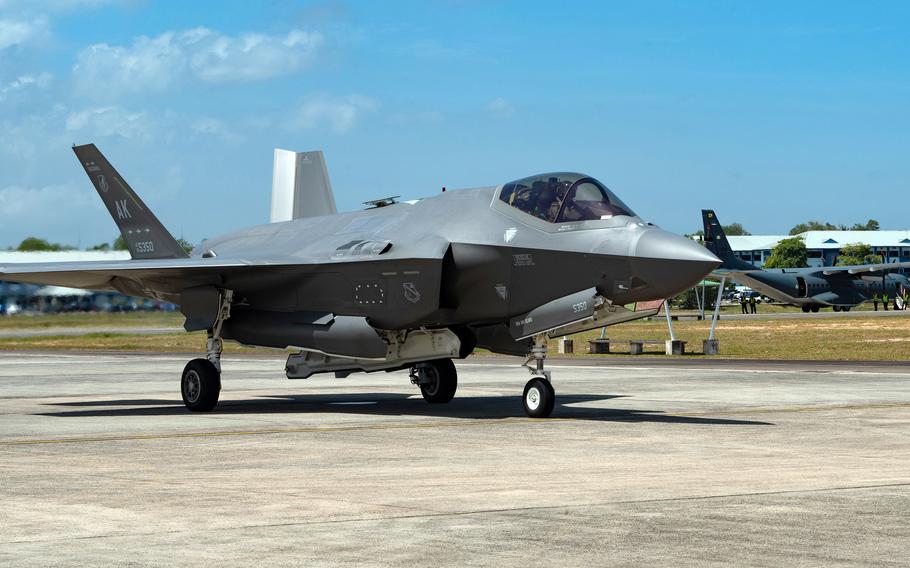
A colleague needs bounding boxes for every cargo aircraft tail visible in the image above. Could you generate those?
[701,209,757,271]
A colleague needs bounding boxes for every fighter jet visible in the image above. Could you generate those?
[0,144,719,417]
[703,210,910,312]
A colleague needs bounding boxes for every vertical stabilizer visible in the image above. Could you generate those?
[270,149,337,222]
[73,144,188,260]
[701,209,757,271]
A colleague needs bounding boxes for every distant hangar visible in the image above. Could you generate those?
[728,230,910,268]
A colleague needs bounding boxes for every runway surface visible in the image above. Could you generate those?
[2,353,909,566]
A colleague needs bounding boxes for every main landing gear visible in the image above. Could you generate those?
[181,290,232,412]
[410,359,458,403]
[409,332,557,418]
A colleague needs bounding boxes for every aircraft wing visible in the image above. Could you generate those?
[820,261,910,276]
[707,268,750,280]
[0,257,284,300]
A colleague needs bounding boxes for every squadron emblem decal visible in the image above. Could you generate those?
[403,282,421,303]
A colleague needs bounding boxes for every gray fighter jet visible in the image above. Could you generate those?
[703,210,910,312]
[0,144,719,417]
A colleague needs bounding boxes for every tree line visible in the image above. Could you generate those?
[686,217,887,270]
[7,236,194,254]
[763,239,882,269]
[693,218,881,238]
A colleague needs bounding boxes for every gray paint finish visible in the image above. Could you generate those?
[0,146,719,364]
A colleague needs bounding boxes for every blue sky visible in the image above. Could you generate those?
[0,0,908,248]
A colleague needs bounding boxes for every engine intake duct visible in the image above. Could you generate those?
[222,310,388,359]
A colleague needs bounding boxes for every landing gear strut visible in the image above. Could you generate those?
[522,334,555,418]
[181,290,232,412]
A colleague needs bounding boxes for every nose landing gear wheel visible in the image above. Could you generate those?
[415,359,457,403]
[182,358,221,412]
[523,377,555,418]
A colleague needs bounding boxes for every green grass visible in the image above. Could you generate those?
[0,311,183,329]
[1,304,909,360]
[563,314,910,360]
[0,331,261,353]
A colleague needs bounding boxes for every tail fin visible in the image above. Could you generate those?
[701,209,757,270]
[73,144,188,260]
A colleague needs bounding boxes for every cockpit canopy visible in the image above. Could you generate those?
[498,173,635,223]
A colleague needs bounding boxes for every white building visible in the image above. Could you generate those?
[728,231,910,268]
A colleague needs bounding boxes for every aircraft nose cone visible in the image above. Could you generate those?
[632,229,721,299]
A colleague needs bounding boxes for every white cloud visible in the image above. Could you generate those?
[389,110,445,125]
[290,94,378,133]
[190,117,242,142]
[73,27,324,97]
[190,29,323,82]
[0,18,46,50]
[486,97,515,119]
[0,0,121,12]
[0,183,101,246]
[0,183,91,217]
[65,106,155,140]
[0,72,52,99]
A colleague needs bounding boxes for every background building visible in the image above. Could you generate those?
[729,231,910,268]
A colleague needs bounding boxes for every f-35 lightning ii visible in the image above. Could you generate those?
[0,144,719,418]
[703,210,910,313]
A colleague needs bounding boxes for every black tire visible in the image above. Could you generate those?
[181,358,220,412]
[810,305,820,313]
[523,377,555,418]
[833,306,841,312]
[801,305,810,313]
[417,359,457,403]
[843,306,851,312]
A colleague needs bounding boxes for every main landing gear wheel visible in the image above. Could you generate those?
[182,358,220,412]
[811,305,820,313]
[181,289,232,412]
[801,305,811,313]
[414,359,458,403]
[833,306,841,312]
[523,377,555,418]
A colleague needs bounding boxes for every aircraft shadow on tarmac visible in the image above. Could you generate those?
[41,393,771,426]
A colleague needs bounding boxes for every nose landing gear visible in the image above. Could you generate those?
[522,334,556,418]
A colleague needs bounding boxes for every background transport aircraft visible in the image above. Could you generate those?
[0,144,719,418]
[703,210,910,312]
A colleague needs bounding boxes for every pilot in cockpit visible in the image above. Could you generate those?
[530,178,571,222]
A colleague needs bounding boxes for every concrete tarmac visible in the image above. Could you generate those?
[2,352,909,566]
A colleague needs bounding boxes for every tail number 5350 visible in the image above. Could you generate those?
[134,241,155,254]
